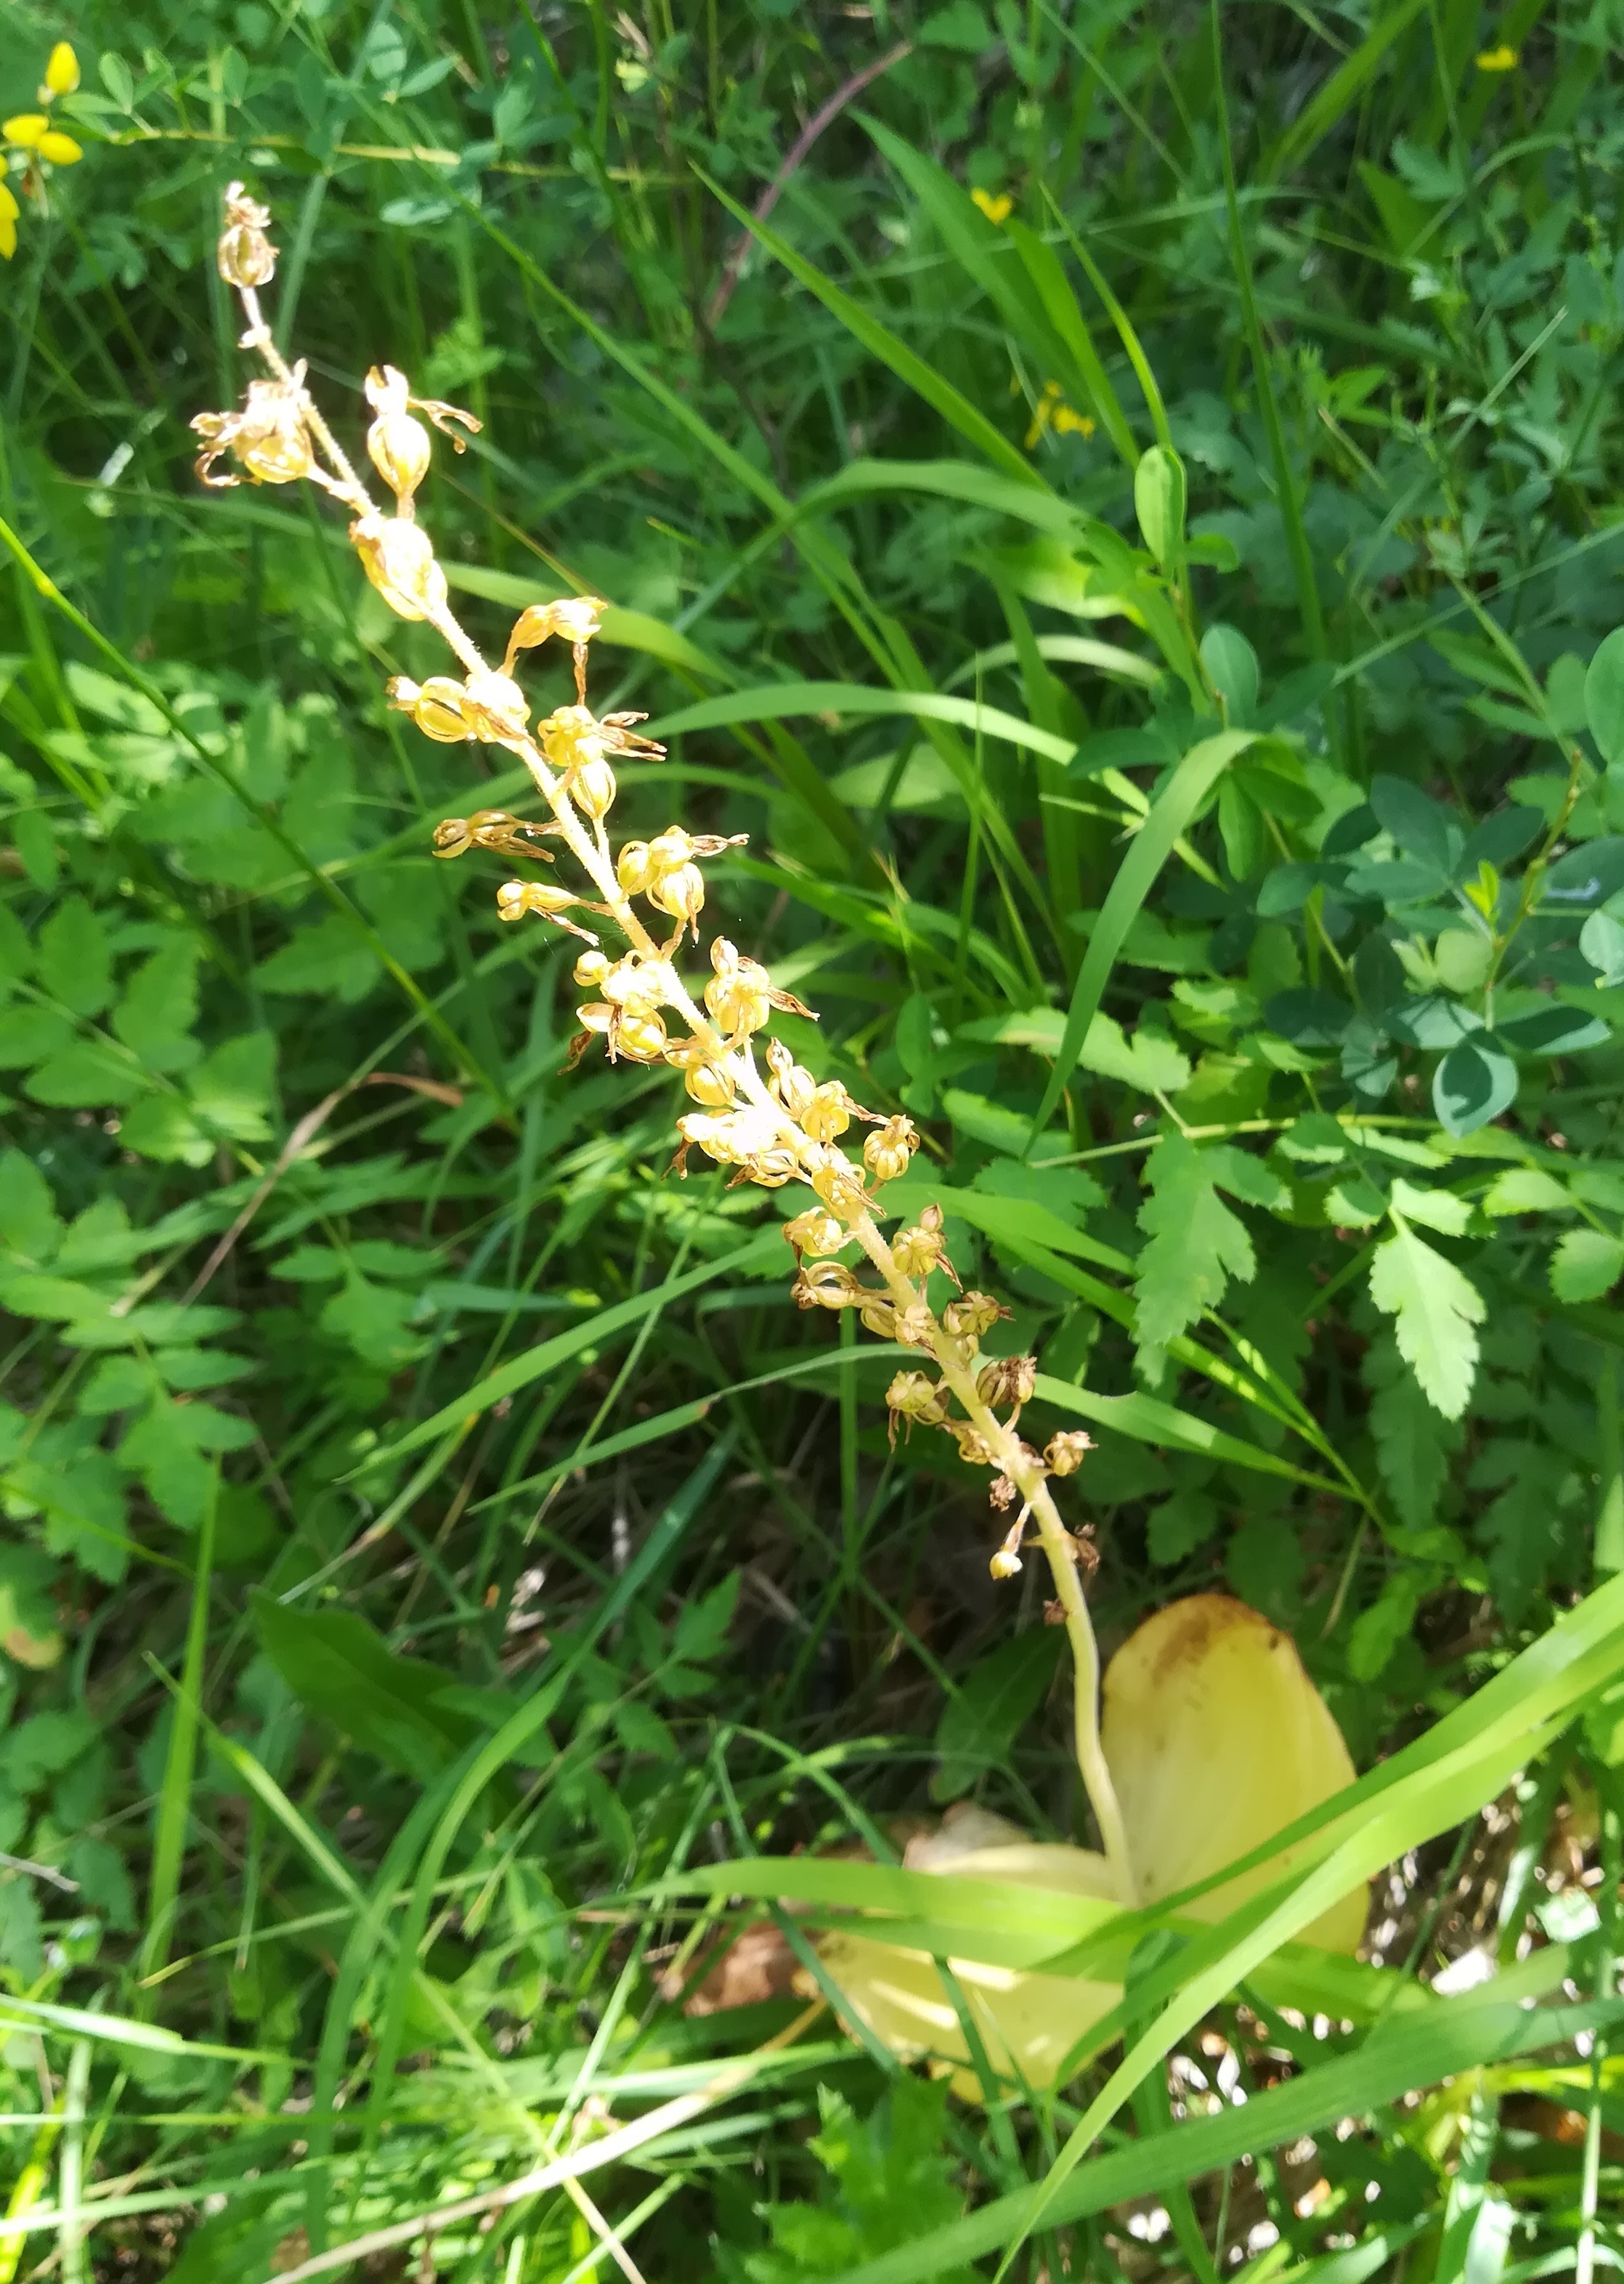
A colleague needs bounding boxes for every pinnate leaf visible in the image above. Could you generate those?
[1133,1134,1273,1352]
[1368,1220,1484,1419]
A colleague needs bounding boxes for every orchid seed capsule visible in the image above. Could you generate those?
[397,675,472,743]
[460,670,529,742]
[569,756,617,821]
[616,841,654,896]
[647,862,705,928]
[615,1011,669,1063]
[216,180,277,286]
[683,1061,734,1108]
[349,514,448,623]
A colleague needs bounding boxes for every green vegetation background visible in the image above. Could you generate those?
[3,0,1624,2276]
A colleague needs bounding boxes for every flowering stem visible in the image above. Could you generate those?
[848,1210,1136,1904]
[218,224,1138,1912]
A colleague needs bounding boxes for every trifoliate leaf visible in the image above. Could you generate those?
[1550,1228,1624,1303]
[1368,1220,1485,1419]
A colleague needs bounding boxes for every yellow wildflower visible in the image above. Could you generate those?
[1475,44,1517,69]
[3,115,49,148]
[44,44,80,96]
[0,184,17,263]
[36,131,81,166]
[1024,377,1095,450]
[971,187,1012,224]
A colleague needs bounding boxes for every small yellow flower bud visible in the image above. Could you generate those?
[683,1061,735,1108]
[368,409,431,504]
[1044,1430,1093,1476]
[809,1154,869,1220]
[782,1209,847,1259]
[573,948,611,989]
[766,1038,816,1117]
[894,1302,935,1347]
[615,1011,668,1063]
[4,116,49,148]
[616,841,654,896]
[569,756,617,821]
[391,675,471,743]
[216,181,276,288]
[648,827,695,874]
[36,130,81,166]
[858,1296,898,1337]
[707,972,771,1037]
[578,1001,616,1032]
[989,1548,1023,1582]
[44,44,79,95]
[496,880,580,923]
[800,1082,851,1144]
[864,1115,919,1183]
[350,514,447,623]
[460,669,529,742]
[647,861,705,930]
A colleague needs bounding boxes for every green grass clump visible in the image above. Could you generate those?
[2,1,1624,2277]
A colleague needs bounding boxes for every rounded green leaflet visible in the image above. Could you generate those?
[1432,1039,1517,1137]
[1584,626,1624,766]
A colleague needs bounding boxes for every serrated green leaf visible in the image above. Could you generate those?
[0,1149,62,1265]
[1368,1220,1484,1420]
[1482,1167,1570,1215]
[1550,1228,1624,1303]
[1364,1334,1455,1534]
[1389,1176,1471,1236]
[37,894,113,1016]
[1134,1133,1258,1353]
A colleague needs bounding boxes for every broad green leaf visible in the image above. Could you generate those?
[1132,445,1187,571]
[250,1592,481,1778]
[1368,1220,1484,1419]
[1584,625,1624,765]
